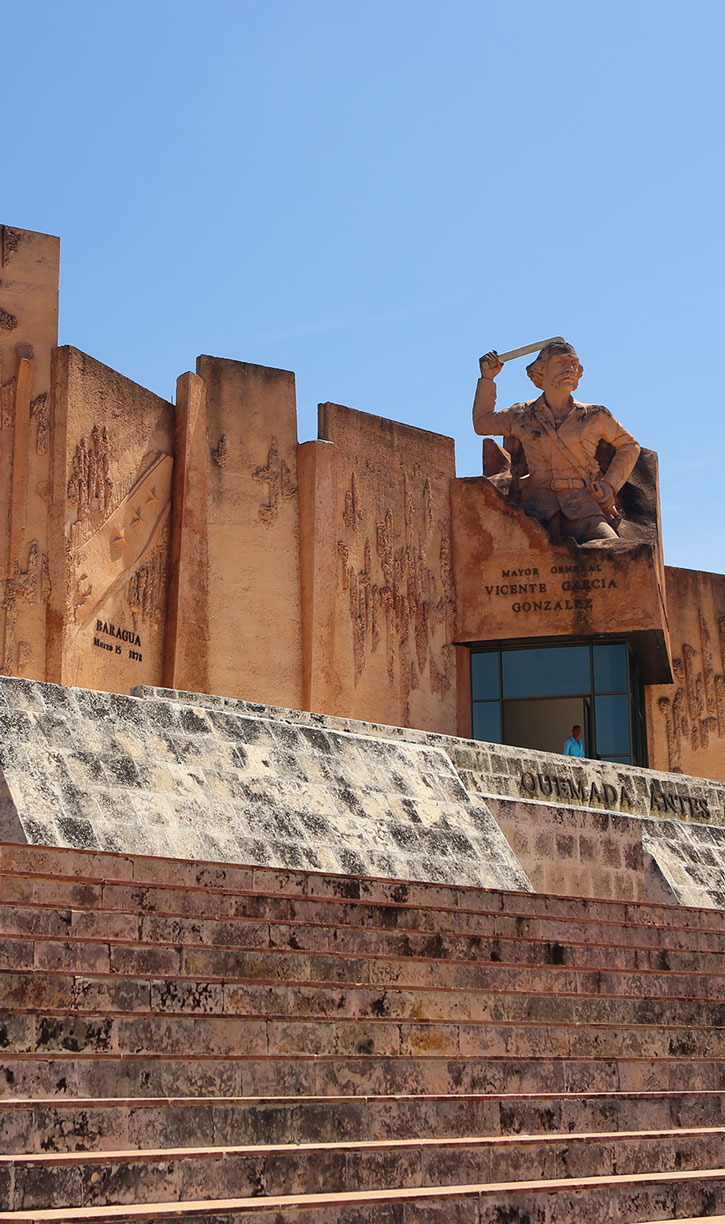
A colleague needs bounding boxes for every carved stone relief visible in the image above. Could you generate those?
[67,425,113,532]
[657,609,725,772]
[423,478,433,535]
[66,447,173,631]
[253,436,297,525]
[0,378,14,428]
[336,462,456,721]
[343,473,363,532]
[211,434,227,467]
[1,540,51,676]
[30,392,49,454]
[126,525,169,628]
[0,226,19,267]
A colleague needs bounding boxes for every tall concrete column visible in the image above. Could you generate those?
[164,371,209,693]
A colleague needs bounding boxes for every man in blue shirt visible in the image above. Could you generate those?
[563,725,585,756]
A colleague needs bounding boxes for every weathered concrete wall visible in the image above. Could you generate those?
[299,403,457,733]
[135,683,725,824]
[47,347,174,693]
[0,226,59,684]
[647,566,725,781]
[0,676,528,893]
[199,357,304,711]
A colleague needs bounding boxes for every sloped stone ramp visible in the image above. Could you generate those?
[644,817,725,910]
[0,677,528,893]
[2,843,725,1221]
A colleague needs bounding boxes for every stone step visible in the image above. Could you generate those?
[4,1008,725,1062]
[4,868,725,958]
[5,970,725,1029]
[4,841,725,938]
[4,1090,725,1155]
[5,934,725,1005]
[9,1090,725,1154]
[0,1166,724,1222]
[3,841,725,1221]
[1,1127,724,1211]
[5,903,725,977]
[2,1054,723,1101]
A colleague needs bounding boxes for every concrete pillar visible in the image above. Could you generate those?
[164,371,209,693]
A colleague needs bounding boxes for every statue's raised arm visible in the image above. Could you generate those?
[472,339,640,545]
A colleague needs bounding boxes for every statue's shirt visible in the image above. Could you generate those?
[473,378,640,521]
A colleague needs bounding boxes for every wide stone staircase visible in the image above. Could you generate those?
[1,842,725,1221]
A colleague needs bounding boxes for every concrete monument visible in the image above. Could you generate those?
[474,340,641,543]
[2,224,725,783]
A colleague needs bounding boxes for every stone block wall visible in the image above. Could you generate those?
[488,797,645,901]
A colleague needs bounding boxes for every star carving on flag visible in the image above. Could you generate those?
[111,526,127,550]
[130,506,143,532]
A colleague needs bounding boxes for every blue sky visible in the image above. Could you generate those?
[4,0,723,573]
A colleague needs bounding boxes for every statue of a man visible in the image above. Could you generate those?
[473,341,640,543]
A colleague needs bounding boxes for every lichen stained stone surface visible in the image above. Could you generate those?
[0,676,530,892]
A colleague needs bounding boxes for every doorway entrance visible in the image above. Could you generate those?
[504,696,587,756]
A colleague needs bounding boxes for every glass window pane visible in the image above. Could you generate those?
[595,694,630,757]
[600,754,631,764]
[472,702,501,743]
[471,652,500,700]
[594,643,628,692]
[502,645,591,699]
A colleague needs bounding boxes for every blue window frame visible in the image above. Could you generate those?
[470,639,647,765]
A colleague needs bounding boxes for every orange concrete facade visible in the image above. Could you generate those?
[2,223,725,780]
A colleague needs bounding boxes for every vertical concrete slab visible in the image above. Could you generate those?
[0,226,59,682]
[298,438,341,714]
[47,348,175,691]
[164,371,209,693]
[647,567,725,778]
[305,403,457,734]
[198,356,303,709]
